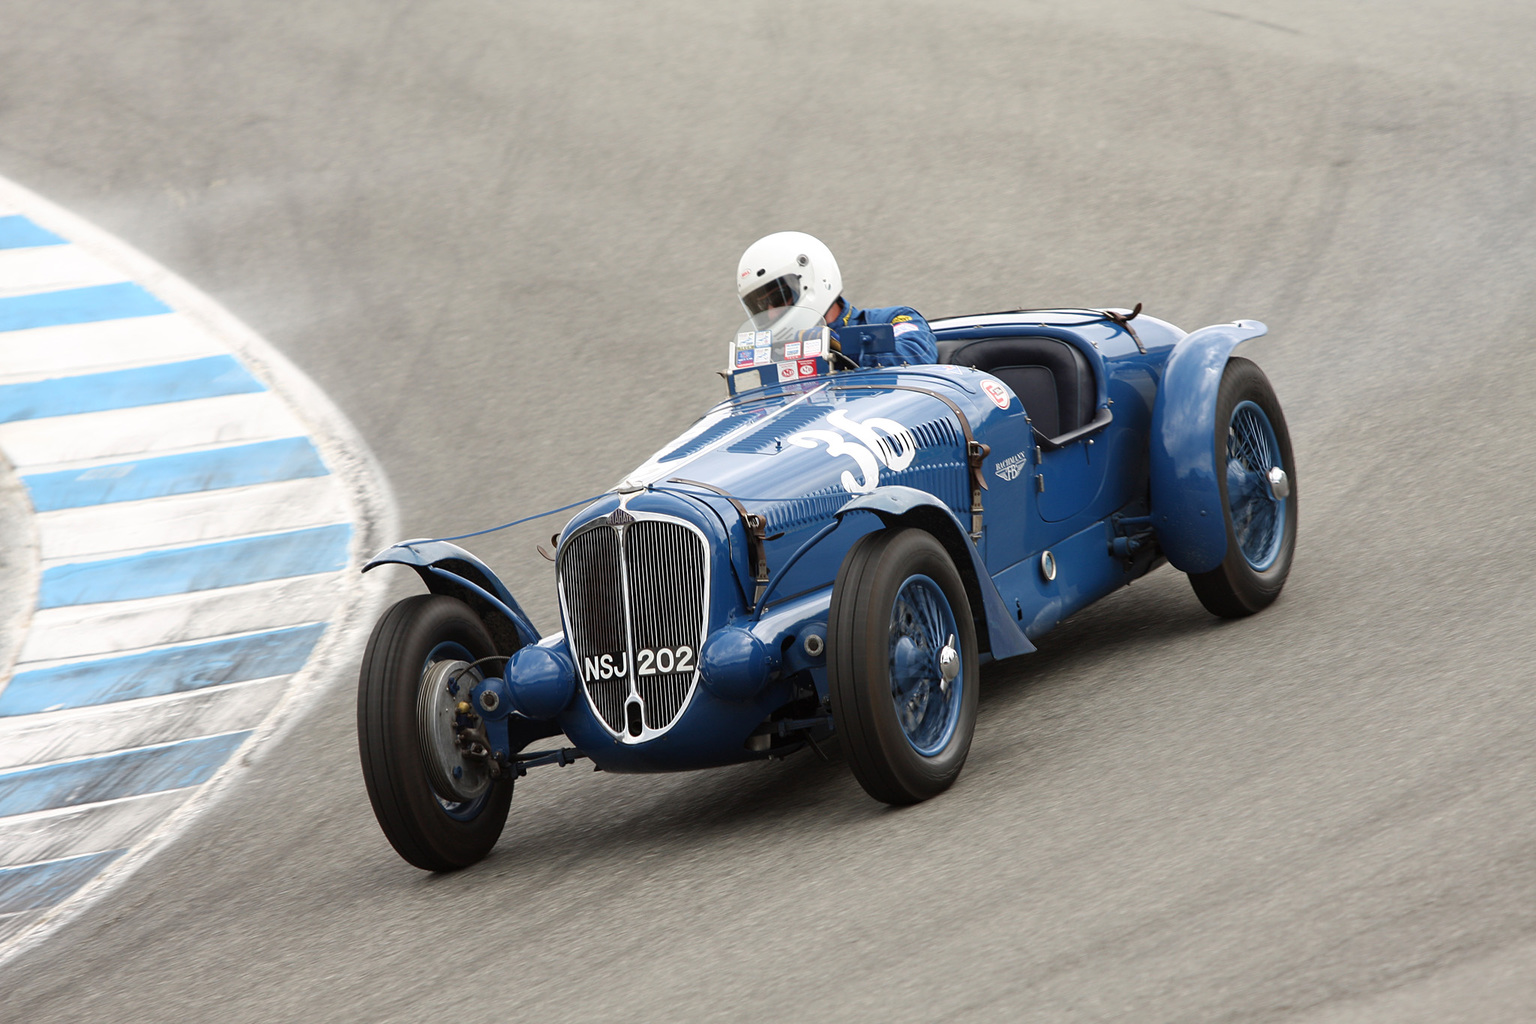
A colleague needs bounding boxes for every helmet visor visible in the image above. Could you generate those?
[740,274,802,320]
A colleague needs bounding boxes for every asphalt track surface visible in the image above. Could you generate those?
[3,1,1535,1020]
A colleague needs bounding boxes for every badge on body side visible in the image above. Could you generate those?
[994,450,1030,482]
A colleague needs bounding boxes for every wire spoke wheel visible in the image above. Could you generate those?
[1188,357,1298,618]
[888,574,962,756]
[1225,400,1286,571]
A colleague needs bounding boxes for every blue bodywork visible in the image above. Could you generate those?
[1148,320,1267,573]
[369,308,1267,774]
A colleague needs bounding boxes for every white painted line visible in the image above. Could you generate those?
[0,314,222,386]
[20,575,339,663]
[0,173,397,966]
[0,245,124,299]
[0,912,39,944]
[0,791,190,868]
[0,392,307,470]
[33,476,351,563]
[0,677,288,771]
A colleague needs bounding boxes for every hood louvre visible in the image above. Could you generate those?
[724,404,833,454]
[657,411,766,462]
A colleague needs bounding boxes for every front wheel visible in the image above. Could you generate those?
[1187,356,1298,617]
[357,594,513,870]
[828,529,980,805]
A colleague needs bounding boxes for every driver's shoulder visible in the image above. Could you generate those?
[859,304,929,326]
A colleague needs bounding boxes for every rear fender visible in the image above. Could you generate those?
[363,540,541,653]
[836,487,1034,660]
[1149,320,1267,573]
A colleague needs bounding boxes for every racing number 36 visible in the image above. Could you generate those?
[787,410,917,494]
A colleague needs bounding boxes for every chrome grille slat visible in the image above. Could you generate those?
[558,513,708,739]
[625,521,706,731]
[559,526,629,733]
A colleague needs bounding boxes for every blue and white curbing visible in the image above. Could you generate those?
[0,176,396,962]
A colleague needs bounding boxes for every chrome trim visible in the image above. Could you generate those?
[556,510,711,744]
[616,516,640,736]
[1267,466,1291,500]
[938,634,959,688]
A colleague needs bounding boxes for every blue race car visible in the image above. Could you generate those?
[357,304,1296,870]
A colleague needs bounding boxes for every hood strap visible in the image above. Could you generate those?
[667,477,770,610]
[1101,303,1145,353]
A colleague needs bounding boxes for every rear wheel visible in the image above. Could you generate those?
[828,529,979,804]
[357,594,512,870]
[1188,357,1298,617]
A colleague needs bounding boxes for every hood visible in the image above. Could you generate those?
[618,372,985,537]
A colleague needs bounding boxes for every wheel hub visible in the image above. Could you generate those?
[417,657,491,804]
[938,635,959,688]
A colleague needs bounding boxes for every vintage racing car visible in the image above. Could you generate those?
[357,304,1297,870]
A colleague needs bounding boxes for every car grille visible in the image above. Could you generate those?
[558,513,709,739]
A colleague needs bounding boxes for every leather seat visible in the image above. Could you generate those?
[937,336,1096,439]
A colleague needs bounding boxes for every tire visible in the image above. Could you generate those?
[828,528,980,804]
[357,594,513,871]
[1188,356,1298,618]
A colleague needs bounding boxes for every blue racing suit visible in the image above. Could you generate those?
[830,300,939,366]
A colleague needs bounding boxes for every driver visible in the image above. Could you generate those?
[736,231,939,367]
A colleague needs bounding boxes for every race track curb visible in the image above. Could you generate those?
[0,176,397,964]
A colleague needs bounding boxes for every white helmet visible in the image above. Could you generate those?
[736,231,843,329]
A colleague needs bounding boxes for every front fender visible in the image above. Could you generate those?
[363,540,541,652]
[1149,320,1267,573]
[836,486,1034,660]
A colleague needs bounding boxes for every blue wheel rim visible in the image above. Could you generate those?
[1225,400,1286,571]
[423,639,491,821]
[888,574,963,757]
